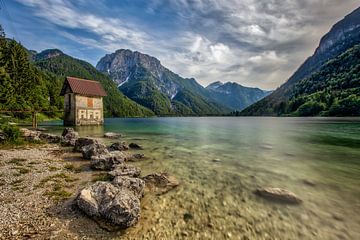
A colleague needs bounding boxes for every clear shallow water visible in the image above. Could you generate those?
[43,117,360,239]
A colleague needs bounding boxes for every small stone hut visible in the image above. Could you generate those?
[60,77,107,126]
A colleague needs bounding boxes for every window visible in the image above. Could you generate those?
[87,98,93,108]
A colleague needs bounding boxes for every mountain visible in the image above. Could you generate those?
[206,81,272,111]
[33,49,154,117]
[96,49,229,116]
[242,7,360,116]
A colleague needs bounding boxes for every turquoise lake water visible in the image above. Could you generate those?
[43,117,360,239]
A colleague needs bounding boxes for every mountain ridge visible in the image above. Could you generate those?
[241,6,360,116]
[96,49,230,115]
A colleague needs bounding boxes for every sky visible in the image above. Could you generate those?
[1,0,359,90]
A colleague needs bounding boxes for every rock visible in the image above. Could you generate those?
[108,142,129,151]
[255,187,302,204]
[90,151,127,170]
[19,128,42,141]
[35,127,47,131]
[77,181,141,228]
[212,158,221,163]
[39,133,61,143]
[104,132,122,139]
[61,128,79,146]
[81,143,109,160]
[74,138,99,152]
[302,180,316,187]
[0,130,7,142]
[108,164,141,178]
[112,176,145,198]
[128,153,145,162]
[143,172,179,194]
[183,212,193,222]
[129,143,143,150]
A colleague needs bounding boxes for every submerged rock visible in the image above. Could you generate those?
[128,153,145,162]
[74,138,99,152]
[81,143,109,160]
[255,187,302,204]
[129,143,143,150]
[90,151,127,170]
[143,172,179,194]
[108,164,141,178]
[61,128,79,146]
[112,176,145,198]
[108,142,129,151]
[104,132,122,139]
[77,181,141,228]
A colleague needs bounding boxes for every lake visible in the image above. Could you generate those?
[44,117,360,239]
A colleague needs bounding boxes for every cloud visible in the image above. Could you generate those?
[14,0,360,90]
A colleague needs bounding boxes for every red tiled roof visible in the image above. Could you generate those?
[61,77,107,97]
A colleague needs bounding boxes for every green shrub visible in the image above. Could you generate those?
[297,101,325,116]
[1,124,21,143]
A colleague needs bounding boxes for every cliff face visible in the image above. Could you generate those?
[242,7,360,116]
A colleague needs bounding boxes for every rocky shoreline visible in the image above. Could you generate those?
[0,127,179,239]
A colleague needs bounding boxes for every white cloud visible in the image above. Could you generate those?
[14,0,360,90]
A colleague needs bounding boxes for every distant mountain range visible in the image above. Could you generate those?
[96,49,270,115]
[206,81,272,111]
[242,6,360,116]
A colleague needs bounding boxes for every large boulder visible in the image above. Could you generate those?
[77,181,141,228]
[108,142,129,151]
[143,173,179,194]
[39,133,61,143]
[61,128,79,146]
[90,151,127,170]
[104,132,122,139]
[255,187,302,204]
[112,176,145,198]
[108,164,141,179]
[81,142,109,160]
[74,137,99,152]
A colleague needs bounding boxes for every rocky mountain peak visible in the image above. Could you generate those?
[315,7,360,56]
[96,49,164,85]
[34,49,63,61]
[206,81,223,90]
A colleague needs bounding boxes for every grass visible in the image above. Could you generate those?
[92,173,112,182]
[44,182,72,201]
[10,166,31,175]
[64,163,75,171]
[7,158,27,166]
[48,166,59,171]
[38,173,77,187]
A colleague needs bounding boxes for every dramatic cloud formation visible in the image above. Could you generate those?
[3,0,359,89]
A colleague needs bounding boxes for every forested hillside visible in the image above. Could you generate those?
[34,50,154,117]
[0,25,154,118]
